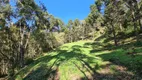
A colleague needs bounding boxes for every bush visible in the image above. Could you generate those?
[25,58,34,65]
[134,41,142,47]
[26,38,42,58]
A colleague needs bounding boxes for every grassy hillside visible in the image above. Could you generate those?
[14,40,142,80]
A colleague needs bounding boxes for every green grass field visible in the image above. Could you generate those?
[14,40,142,80]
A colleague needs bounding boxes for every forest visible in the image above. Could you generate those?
[0,0,142,80]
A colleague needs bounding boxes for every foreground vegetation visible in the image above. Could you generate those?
[13,37,142,80]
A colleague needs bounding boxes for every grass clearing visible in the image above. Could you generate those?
[14,40,142,80]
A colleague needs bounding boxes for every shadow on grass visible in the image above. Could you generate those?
[95,30,142,44]
[56,44,141,80]
[14,41,142,80]
[86,40,142,54]
[83,40,142,79]
[84,42,109,54]
[97,48,142,79]
[14,45,99,80]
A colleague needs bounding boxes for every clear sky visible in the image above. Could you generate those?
[35,0,95,24]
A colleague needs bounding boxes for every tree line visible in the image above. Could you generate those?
[85,0,142,46]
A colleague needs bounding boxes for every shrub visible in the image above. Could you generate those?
[25,58,34,65]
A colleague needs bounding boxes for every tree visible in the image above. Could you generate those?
[123,0,142,41]
[103,0,127,46]
[16,0,50,67]
[0,0,18,77]
[85,0,104,40]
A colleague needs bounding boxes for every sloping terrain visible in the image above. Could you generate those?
[14,40,142,80]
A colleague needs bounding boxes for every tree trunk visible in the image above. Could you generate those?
[92,30,95,40]
[82,26,84,40]
[139,19,142,31]
[132,13,139,42]
[70,34,72,43]
[20,46,25,68]
[19,26,25,68]
[24,32,31,49]
[134,21,139,42]
[8,57,15,77]
[111,22,118,46]
[119,23,123,31]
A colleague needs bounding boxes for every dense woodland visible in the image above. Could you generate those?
[0,0,142,80]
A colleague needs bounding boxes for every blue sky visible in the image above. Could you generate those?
[35,0,95,24]
[10,0,95,24]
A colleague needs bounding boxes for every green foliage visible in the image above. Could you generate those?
[26,37,42,57]
[0,26,19,76]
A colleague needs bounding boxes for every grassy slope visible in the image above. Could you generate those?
[14,39,142,80]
